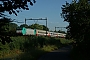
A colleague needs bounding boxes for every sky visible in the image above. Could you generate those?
[6,0,72,31]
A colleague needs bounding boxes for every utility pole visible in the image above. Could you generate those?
[25,18,26,25]
[25,18,48,36]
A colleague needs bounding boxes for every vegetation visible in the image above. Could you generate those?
[61,0,90,60]
[20,23,49,31]
[0,36,72,60]
[8,23,18,36]
[0,0,36,44]
[0,17,13,44]
[20,24,29,28]
[0,0,36,16]
[0,0,73,60]
[55,30,66,34]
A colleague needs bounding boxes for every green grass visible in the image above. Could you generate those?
[60,38,73,44]
[0,45,59,60]
[17,45,58,60]
[0,36,73,60]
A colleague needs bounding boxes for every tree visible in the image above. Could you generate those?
[0,0,36,44]
[42,25,49,31]
[29,23,43,30]
[20,24,28,28]
[58,30,66,33]
[9,23,18,36]
[0,17,13,44]
[0,17,12,35]
[0,0,36,16]
[61,0,90,40]
[1,22,18,36]
[28,23,49,31]
[61,0,90,57]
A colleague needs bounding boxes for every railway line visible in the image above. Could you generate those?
[16,27,66,38]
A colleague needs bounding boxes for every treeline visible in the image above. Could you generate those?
[20,23,49,31]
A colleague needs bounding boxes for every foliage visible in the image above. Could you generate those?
[61,0,90,41]
[0,0,36,16]
[0,36,72,59]
[42,25,49,31]
[0,17,19,44]
[57,30,66,33]
[29,23,49,31]
[20,24,28,28]
[0,0,36,44]
[8,23,18,36]
[28,23,43,29]
[20,23,49,31]
[61,0,90,59]
[0,17,11,34]
[0,17,13,44]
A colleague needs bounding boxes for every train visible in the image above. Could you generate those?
[16,27,66,38]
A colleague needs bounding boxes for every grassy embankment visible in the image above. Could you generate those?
[0,36,73,60]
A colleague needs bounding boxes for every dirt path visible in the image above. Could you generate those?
[38,45,72,60]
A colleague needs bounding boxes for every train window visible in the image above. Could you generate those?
[38,31,46,34]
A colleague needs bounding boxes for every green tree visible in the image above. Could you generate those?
[58,30,66,33]
[61,0,90,58]
[28,23,49,31]
[0,17,13,44]
[0,17,12,35]
[29,23,43,30]
[42,25,49,31]
[0,0,36,44]
[20,24,28,28]
[0,22,18,36]
[61,0,90,41]
[9,23,18,36]
[0,0,36,16]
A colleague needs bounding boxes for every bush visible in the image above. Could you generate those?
[0,36,72,59]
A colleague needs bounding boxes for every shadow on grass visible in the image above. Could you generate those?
[0,36,72,60]
[17,48,49,60]
[39,45,72,60]
[0,48,49,60]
